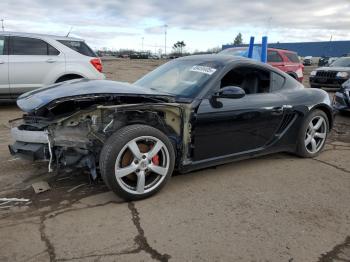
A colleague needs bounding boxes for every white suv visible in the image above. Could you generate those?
[0,32,105,99]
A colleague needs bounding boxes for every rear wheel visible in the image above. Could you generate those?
[99,125,175,200]
[296,110,329,158]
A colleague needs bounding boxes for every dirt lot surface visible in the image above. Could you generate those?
[0,59,349,262]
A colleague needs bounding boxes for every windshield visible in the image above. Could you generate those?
[134,59,222,98]
[330,57,350,67]
[219,48,246,56]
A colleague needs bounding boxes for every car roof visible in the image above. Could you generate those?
[223,46,297,54]
[0,31,83,41]
[177,54,251,64]
[176,54,278,69]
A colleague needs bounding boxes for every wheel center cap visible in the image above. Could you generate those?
[139,160,148,170]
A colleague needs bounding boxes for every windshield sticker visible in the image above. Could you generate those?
[190,65,217,75]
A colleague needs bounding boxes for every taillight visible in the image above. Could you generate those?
[90,58,103,73]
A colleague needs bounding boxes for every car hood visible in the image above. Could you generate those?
[17,79,173,113]
[317,67,350,72]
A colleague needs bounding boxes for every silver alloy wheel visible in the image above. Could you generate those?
[304,115,327,154]
[114,136,170,195]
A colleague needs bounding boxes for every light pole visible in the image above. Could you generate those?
[1,19,4,31]
[164,24,168,56]
[141,37,144,51]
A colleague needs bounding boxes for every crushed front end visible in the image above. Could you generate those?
[9,112,103,179]
[9,101,188,180]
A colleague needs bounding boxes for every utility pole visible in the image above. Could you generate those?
[1,19,4,31]
[164,24,168,56]
[141,37,144,51]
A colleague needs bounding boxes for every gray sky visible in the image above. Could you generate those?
[1,0,349,52]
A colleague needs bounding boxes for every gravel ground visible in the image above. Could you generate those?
[0,59,349,262]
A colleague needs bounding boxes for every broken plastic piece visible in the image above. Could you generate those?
[32,181,51,194]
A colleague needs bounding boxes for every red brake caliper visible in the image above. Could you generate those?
[149,144,160,165]
[152,155,160,166]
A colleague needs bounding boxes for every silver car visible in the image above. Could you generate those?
[0,32,105,99]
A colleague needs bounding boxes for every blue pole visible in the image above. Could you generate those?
[248,36,254,58]
[261,36,268,63]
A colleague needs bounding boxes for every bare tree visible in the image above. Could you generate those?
[173,41,186,55]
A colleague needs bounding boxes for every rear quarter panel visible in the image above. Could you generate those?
[280,86,334,128]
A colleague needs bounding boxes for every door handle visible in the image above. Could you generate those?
[272,106,284,112]
[271,106,284,115]
[46,58,56,63]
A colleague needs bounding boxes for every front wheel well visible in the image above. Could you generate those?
[55,74,84,83]
[310,105,334,130]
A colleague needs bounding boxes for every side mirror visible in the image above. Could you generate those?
[215,86,246,99]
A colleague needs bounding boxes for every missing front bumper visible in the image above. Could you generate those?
[9,141,49,161]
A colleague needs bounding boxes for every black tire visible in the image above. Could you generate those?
[99,124,175,201]
[55,74,83,83]
[296,110,329,158]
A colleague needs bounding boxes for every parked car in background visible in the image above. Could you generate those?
[318,56,330,67]
[333,79,350,113]
[130,52,150,59]
[0,32,105,99]
[149,54,160,59]
[303,56,313,66]
[219,47,304,82]
[309,57,350,89]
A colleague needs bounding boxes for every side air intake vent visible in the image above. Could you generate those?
[276,113,296,134]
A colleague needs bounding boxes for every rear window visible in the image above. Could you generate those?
[285,52,300,63]
[267,51,283,62]
[10,36,59,56]
[58,40,96,57]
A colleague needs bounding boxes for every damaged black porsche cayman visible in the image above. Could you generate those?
[9,55,334,200]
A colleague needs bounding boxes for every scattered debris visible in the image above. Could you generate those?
[56,176,72,181]
[0,198,30,209]
[32,181,51,194]
[67,183,87,193]
[7,157,20,162]
[0,198,30,203]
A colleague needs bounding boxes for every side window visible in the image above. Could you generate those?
[58,40,96,57]
[267,51,283,63]
[270,72,285,92]
[10,36,59,56]
[48,45,60,55]
[220,66,271,94]
[285,52,300,63]
[0,36,4,55]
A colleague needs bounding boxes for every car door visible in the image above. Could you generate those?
[267,50,285,71]
[193,67,286,161]
[8,36,64,95]
[0,35,10,96]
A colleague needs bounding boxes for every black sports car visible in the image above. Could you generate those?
[310,57,350,89]
[9,55,334,200]
[334,79,350,113]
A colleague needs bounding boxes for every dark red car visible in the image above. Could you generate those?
[219,47,304,83]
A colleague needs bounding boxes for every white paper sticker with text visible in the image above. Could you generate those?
[190,65,217,75]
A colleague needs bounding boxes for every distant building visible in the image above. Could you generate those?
[222,41,350,57]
